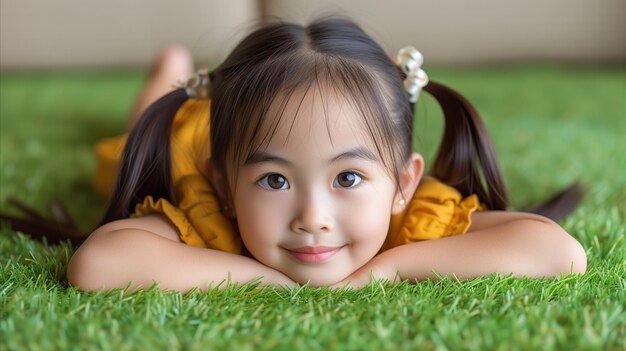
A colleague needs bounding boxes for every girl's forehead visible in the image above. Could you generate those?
[258,85,375,153]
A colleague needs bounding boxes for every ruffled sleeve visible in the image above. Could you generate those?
[380,176,487,252]
[133,175,241,254]
[93,98,242,254]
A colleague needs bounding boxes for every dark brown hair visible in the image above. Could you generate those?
[205,17,512,212]
[0,17,582,248]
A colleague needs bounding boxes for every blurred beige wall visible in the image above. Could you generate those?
[1,0,625,69]
[0,0,262,69]
[264,0,626,65]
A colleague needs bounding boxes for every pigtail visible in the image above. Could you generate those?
[100,88,189,224]
[424,81,509,211]
[424,81,583,221]
[0,89,189,249]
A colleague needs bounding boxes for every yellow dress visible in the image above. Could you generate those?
[94,98,487,255]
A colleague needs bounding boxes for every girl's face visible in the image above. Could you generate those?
[231,87,408,286]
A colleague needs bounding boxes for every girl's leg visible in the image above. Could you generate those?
[127,45,194,129]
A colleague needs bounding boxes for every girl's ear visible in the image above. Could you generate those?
[205,158,236,219]
[391,152,424,215]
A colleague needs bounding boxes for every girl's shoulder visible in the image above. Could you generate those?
[93,98,212,199]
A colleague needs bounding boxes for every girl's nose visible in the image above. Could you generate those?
[290,193,334,234]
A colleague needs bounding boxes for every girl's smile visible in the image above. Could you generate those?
[284,245,347,264]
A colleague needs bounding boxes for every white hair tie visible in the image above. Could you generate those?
[176,66,211,99]
[394,46,429,103]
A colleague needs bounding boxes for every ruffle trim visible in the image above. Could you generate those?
[133,196,208,248]
[133,193,242,254]
[382,177,487,251]
[400,193,482,241]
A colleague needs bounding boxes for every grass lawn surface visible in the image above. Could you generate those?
[1,65,625,350]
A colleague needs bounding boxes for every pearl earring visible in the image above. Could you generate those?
[399,199,406,207]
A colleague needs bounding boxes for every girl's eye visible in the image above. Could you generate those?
[258,173,289,190]
[333,171,363,188]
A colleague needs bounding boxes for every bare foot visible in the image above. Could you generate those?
[127,45,194,129]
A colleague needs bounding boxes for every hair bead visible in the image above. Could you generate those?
[179,66,211,99]
[394,46,429,103]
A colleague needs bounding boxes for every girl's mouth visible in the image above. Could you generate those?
[285,245,345,263]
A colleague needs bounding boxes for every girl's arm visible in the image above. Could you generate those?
[67,215,296,293]
[333,212,587,288]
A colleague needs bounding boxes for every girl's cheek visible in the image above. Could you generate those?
[340,187,392,244]
[234,188,289,250]
[236,192,266,232]
[353,202,390,242]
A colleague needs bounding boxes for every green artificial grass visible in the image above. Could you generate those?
[1,65,625,350]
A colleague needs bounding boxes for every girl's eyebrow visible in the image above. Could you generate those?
[244,147,379,167]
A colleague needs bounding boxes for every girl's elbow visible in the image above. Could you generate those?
[521,219,587,277]
[560,238,587,275]
[545,222,587,276]
[66,241,106,292]
[66,228,118,292]
[67,253,96,292]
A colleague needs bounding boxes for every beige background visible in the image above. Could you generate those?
[1,0,625,69]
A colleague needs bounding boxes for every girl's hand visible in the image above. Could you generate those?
[329,254,400,289]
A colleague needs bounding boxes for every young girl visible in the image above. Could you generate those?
[5,17,587,292]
